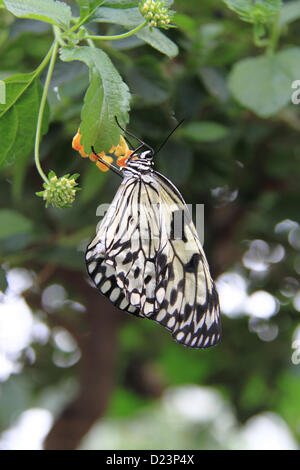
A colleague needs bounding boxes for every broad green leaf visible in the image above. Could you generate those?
[60,46,130,153]
[94,5,141,24]
[0,72,49,168]
[223,0,282,23]
[0,209,33,239]
[228,48,300,117]
[181,121,229,142]
[137,27,178,58]
[3,0,71,29]
[279,0,300,26]
[93,7,178,58]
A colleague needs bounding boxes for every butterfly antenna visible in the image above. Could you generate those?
[91,146,123,178]
[123,135,134,150]
[155,119,185,156]
[115,116,154,154]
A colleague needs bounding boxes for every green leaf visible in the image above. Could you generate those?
[137,27,178,58]
[0,267,8,292]
[93,7,178,58]
[279,0,300,27]
[228,48,300,117]
[223,0,282,24]
[94,5,142,24]
[101,0,139,7]
[3,0,71,29]
[0,209,33,239]
[60,46,130,153]
[181,121,230,142]
[0,72,49,168]
[99,0,173,8]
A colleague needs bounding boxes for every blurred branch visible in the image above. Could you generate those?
[45,269,123,450]
[25,266,124,450]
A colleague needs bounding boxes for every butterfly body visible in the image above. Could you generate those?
[86,142,221,348]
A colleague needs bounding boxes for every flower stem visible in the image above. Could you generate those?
[85,20,148,41]
[86,36,95,48]
[34,40,59,184]
[53,25,67,47]
[34,42,56,77]
[266,14,280,56]
[70,0,106,32]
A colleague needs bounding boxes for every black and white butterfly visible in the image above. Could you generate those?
[85,119,221,349]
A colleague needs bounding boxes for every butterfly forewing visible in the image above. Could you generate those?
[85,179,141,317]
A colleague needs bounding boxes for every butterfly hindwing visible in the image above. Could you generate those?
[148,172,221,348]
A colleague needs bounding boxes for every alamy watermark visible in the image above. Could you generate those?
[291,80,300,104]
[0,80,5,104]
[291,339,300,365]
[95,203,205,247]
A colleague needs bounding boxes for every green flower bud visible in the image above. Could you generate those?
[36,171,80,209]
[139,0,175,30]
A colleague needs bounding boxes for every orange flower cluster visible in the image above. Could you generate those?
[72,130,133,172]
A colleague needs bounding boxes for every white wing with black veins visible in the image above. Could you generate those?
[85,171,221,349]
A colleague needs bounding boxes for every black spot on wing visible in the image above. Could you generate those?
[134,266,140,278]
[184,253,201,272]
[170,288,177,306]
[122,252,133,265]
[157,253,167,268]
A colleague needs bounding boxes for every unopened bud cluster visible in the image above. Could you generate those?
[139,0,174,29]
[36,171,80,209]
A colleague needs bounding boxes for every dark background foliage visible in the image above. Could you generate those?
[0,0,300,450]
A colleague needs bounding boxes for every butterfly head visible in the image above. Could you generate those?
[139,149,154,161]
[125,149,154,174]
